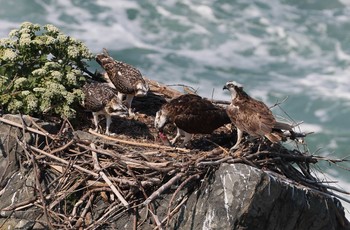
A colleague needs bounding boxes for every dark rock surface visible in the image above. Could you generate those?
[111,164,349,230]
[169,163,349,230]
[0,114,57,229]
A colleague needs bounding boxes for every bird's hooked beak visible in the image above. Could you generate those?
[155,110,167,132]
[223,85,229,90]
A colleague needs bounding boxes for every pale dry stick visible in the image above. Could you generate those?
[0,116,54,138]
[78,143,174,173]
[89,129,191,153]
[75,193,95,228]
[142,172,185,207]
[29,145,99,177]
[1,197,37,212]
[90,143,129,208]
[148,208,163,230]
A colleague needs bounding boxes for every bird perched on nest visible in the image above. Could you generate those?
[95,49,149,116]
[154,94,231,147]
[82,82,128,136]
[223,81,296,151]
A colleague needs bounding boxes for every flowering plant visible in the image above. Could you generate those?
[0,22,93,118]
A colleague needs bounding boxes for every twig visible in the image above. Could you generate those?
[89,129,191,153]
[0,116,54,138]
[28,145,99,177]
[90,143,129,208]
[75,193,95,228]
[143,173,185,207]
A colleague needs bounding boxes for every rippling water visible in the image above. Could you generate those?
[1,0,349,216]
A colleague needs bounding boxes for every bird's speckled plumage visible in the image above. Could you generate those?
[155,94,231,147]
[82,82,128,135]
[95,49,149,116]
[224,81,293,151]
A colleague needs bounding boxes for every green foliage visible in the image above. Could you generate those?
[0,22,93,119]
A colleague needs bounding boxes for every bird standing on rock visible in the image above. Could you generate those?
[82,82,128,136]
[95,49,149,116]
[154,94,231,147]
[223,81,295,151]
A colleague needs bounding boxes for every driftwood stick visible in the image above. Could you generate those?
[1,197,37,211]
[0,116,53,138]
[75,193,95,228]
[143,172,185,206]
[28,145,99,177]
[89,129,191,153]
[50,139,75,155]
[90,143,129,209]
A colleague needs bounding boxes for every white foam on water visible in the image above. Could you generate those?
[298,123,323,134]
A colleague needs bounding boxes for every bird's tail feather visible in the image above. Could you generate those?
[274,121,293,130]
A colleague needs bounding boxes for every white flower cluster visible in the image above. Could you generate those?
[66,72,77,85]
[44,24,60,34]
[57,34,68,43]
[0,38,14,46]
[65,92,75,104]
[45,81,65,92]
[45,36,56,45]
[51,71,63,81]
[21,90,30,96]
[67,45,79,58]
[44,61,61,70]
[19,33,32,46]
[8,99,23,113]
[2,49,17,61]
[32,68,47,76]
[26,94,38,111]
[33,87,46,92]
[14,77,28,89]
[9,29,19,38]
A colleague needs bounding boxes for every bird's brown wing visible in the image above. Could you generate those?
[167,94,231,134]
[96,53,144,94]
[111,61,145,94]
[235,99,276,137]
[82,83,118,112]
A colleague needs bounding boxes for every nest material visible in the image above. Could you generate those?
[0,79,349,229]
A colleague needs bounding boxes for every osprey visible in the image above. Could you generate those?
[95,49,149,116]
[154,94,231,147]
[223,81,294,151]
[82,82,128,135]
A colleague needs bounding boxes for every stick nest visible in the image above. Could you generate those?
[0,79,349,229]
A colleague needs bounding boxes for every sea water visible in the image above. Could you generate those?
[0,0,349,218]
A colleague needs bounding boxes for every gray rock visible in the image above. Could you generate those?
[0,114,57,227]
[106,163,349,230]
[169,163,349,230]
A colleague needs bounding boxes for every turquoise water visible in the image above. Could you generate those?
[1,0,349,213]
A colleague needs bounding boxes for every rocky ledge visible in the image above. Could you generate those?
[0,96,349,229]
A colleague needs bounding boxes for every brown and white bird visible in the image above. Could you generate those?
[82,82,128,135]
[95,49,149,116]
[223,81,295,151]
[154,94,231,147]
